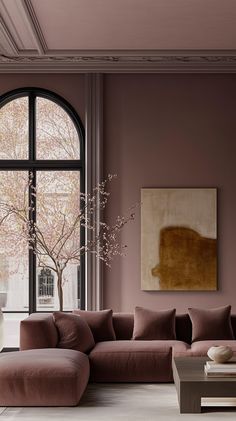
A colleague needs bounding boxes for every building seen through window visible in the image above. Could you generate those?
[38,268,54,305]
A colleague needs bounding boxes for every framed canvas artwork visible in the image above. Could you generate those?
[141,188,217,291]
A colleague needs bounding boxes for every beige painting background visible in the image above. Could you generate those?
[141,188,217,290]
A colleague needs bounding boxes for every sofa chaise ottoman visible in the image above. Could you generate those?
[0,348,89,406]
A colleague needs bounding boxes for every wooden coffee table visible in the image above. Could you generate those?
[173,356,236,413]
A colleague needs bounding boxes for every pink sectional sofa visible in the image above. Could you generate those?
[1,309,234,407]
[20,312,236,383]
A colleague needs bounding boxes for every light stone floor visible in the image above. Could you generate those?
[1,384,236,421]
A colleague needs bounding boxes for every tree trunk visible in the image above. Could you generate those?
[57,271,63,311]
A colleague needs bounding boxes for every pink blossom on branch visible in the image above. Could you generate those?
[0,173,135,311]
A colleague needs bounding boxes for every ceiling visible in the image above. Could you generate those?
[0,0,236,72]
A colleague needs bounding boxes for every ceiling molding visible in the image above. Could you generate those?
[0,2,236,74]
[0,13,19,55]
[19,0,47,54]
[1,51,236,73]
[0,2,236,73]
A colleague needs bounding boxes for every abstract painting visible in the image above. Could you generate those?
[141,188,217,291]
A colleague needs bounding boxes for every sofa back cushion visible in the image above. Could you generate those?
[188,305,234,342]
[53,312,95,353]
[132,306,176,340]
[73,309,116,342]
[178,312,236,343]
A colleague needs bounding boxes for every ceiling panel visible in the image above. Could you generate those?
[0,0,36,50]
[31,0,236,50]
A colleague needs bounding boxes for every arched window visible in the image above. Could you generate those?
[0,88,84,348]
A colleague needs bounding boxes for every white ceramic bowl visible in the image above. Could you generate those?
[207,345,233,363]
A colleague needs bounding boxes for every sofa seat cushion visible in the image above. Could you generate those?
[0,348,90,407]
[190,341,236,356]
[89,340,189,382]
[171,341,191,356]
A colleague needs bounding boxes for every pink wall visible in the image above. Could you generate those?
[103,74,236,313]
[0,74,85,124]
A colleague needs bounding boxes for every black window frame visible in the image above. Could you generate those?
[0,87,85,316]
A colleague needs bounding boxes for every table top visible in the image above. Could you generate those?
[173,356,236,383]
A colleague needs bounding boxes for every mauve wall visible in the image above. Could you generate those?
[0,74,85,124]
[103,74,236,313]
[1,73,236,313]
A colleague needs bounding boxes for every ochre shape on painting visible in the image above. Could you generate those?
[151,226,217,290]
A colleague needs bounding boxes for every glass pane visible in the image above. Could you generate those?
[0,97,28,159]
[0,171,29,311]
[36,97,80,160]
[36,171,81,311]
[1,313,28,348]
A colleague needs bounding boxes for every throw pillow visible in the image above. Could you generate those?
[132,306,176,340]
[188,305,234,342]
[53,312,95,353]
[73,309,116,342]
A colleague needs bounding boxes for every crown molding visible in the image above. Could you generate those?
[1,0,236,73]
[1,50,236,73]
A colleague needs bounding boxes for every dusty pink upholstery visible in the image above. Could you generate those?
[190,340,236,356]
[20,313,58,350]
[132,306,176,340]
[189,305,234,342]
[112,313,134,339]
[20,312,236,350]
[53,312,95,353]
[0,349,89,407]
[73,309,116,342]
[112,313,194,344]
[89,340,174,382]
[19,312,236,385]
[171,341,191,357]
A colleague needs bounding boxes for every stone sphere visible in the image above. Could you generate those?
[207,345,233,363]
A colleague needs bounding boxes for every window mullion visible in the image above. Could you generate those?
[28,169,37,314]
[28,93,36,313]
[29,93,36,161]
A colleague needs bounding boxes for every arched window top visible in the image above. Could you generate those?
[0,96,28,160]
[0,88,84,161]
[36,96,80,160]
